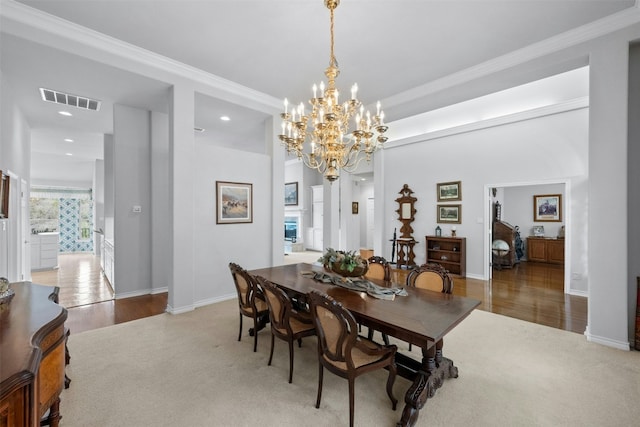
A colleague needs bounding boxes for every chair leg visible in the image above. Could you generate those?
[238,314,243,342]
[315,364,323,409]
[288,339,295,383]
[382,333,390,346]
[348,377,355,427]
[252,316,259,352]
[386,362,398,410]
[297,338,302,348]
[268,333,275,366]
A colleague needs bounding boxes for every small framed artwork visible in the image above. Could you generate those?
[437,181,461,201]
[437,204,461,224]
[533,194,562,222]
[285,182,298,206]
[216,181,253,224]
[352,202,359,214]
[532,225,545,237]
[0,170,9,219]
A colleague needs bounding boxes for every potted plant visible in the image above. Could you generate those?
[318,248,368,277]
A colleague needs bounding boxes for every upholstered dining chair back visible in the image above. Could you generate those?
[228,262,269,352]
[364,256,391,282]
[256,276,316,383]
[309,290,357,366]
[406,263,454,294]
[308,290,398,427]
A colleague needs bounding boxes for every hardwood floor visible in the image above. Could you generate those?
[30,253,167,335]
[29,252,587,336]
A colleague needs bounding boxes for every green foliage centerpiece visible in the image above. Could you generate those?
[319,248,368,278]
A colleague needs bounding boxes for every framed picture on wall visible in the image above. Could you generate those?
[352,202,359,214]
[216,181,253,224]
[437,181,461,201]
[437,204,461,224]
[533,194,562,222]
[0,170,9,219]
[285,182,298,206]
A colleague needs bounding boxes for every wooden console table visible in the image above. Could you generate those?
[0,282,68,426]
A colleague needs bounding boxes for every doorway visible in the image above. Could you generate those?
[485,181,571,294]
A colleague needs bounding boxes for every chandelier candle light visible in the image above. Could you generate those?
[279,0,388,182]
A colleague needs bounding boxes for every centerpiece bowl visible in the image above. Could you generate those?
[319,248,368,278]
[328,261,368,278]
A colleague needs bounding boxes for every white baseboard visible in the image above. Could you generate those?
[584,327,631,351]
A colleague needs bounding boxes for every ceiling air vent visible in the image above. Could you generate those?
[39,88,101,111]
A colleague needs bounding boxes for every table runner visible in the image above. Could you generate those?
[301,271,408,300]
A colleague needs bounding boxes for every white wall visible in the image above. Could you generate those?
[92,158,104,256]
[113,104,152,297]
[628,43,640,346]
[192,144,272,304]
[151,111,170,292]
[502,184,566,240]
[382,108,588,282]
[0,71,30,281]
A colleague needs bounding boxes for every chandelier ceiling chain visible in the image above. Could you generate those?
[279,0,388,182]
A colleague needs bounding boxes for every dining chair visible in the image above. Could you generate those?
[364,255,391,345]
[308,290,397,427]
[364,255,391,282]
[405,263,454,351]
[256,276,316,383]
[406,262,454,293]
[228,262,269,352]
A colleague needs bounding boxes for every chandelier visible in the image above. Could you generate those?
[279,0,388,182]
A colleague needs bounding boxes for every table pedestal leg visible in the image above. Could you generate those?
[396,339,458,427]
[248,313,269,336]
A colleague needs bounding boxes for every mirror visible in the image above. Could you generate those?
[401,202,412,220]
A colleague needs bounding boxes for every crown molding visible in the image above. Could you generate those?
[0,0,282,113]
[386,97,589,149]
[384,6,640,109]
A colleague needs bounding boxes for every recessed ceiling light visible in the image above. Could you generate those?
[64,138,74,142]
[220,116,230,121]
[65,153,73,156]
[58,111,72,116]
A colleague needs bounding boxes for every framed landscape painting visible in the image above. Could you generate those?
[437,204,461,224]
[533,194,562,222]
[216,181,253,224]
[285,182,298,206]
[437,181,461,201]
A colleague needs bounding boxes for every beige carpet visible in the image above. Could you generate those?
[60,299,639,426]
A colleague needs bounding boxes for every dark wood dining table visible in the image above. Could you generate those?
[249,262,480,427]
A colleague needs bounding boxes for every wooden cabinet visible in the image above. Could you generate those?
[526,237,564,264]
[425,236,466,277]
[1,283,68,426]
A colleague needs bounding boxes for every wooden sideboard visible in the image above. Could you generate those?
[0,282,68,427]
[526,237,565,264]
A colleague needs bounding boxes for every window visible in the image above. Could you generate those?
[79,199,92,240]
[30,198,59,233]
